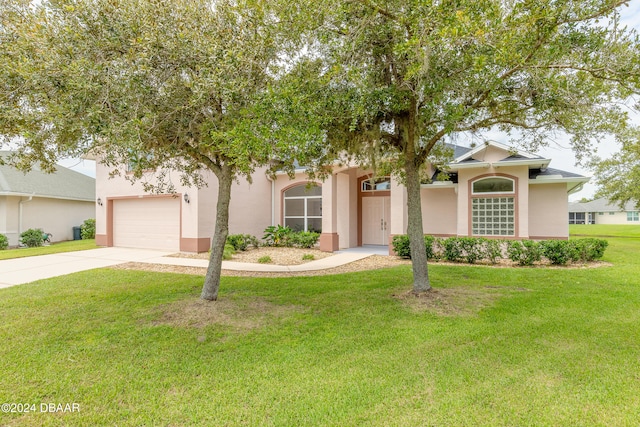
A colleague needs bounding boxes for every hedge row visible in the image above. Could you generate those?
[392,235,608,266]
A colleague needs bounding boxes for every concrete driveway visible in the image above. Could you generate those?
[0,246,381,289]
[0,248,174,289]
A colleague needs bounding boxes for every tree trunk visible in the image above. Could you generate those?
[201,165,233,301]
[404,146,431,293]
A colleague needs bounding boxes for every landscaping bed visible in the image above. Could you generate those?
[171,246,333,266]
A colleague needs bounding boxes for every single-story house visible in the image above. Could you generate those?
[568,198,639,225]
[95,141,589,254]
[0,151,96,246]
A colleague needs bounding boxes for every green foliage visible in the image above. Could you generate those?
[507,240,542,266]
[393,235,609,266]
[290,231,320,249]
[569,238,609,263]
[392,235,411,258]
[263,226,319,249]
[226,234,259,252]
[540,240,571,265]
[20,228,44,248]
[302,254,315,261]
[392,235,439,260]
[458,237,484,264]
[591,142,640,210]
[223,244,235,261]
[0,233,8,250]
[258,255,272,264]
[443,238,465,263]
[80,218,96,240]
[483,239,503,264]
[263,225,294,247]
[0,0,327,300]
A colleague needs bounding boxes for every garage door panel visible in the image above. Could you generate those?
[113,198,180,251]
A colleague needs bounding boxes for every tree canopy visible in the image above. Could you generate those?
[297,0,640,292]
[0,0,324,300]
[591,139,640,208]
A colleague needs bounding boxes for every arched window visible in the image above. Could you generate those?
[472,177,514,194]
[471,177,515,236]
[284,184,322,232]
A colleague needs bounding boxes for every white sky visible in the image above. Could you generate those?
[61,2,640,201]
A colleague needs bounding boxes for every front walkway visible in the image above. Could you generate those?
[0,246,387,288]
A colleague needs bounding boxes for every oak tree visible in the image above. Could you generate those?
[304,0,640,292]
[0,0,322,300]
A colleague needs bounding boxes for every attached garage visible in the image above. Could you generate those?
[112,197,181,251]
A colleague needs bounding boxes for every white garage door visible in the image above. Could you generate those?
[113,197,181,251]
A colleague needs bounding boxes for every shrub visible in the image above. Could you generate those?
[569,238,609,263]
[263,225,293,247]
[392,235,411,258]
[20,228,45,248]
[302,254,315,261]
[507,240,541,266]
[459,237,484,264]
[483,239,503,264]
[222,244,235,260]
[392,234,439,259]
[291,231,320,248]
[443,237,464,262]
[0,233,8,250]
[540,240,571,265]
[227,234,259,251]
[424,235,437,260]
[258,255,272,264]
[80,218,96,240]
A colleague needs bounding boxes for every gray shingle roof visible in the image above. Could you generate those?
[0,152,95,201]
[529,167,586,179]
[569,197,637,213]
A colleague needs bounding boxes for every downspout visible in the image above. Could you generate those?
[18,193,34,237]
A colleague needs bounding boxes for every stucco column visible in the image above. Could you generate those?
[389,176,407,254]
[320,172,339,252]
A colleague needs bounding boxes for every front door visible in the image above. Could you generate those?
[362,196,391,245]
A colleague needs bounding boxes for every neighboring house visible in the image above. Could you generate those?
[94,141,589,253]
[0,151,96,246]
[568,198,640,225]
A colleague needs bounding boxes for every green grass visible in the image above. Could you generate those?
[570,224,640,238]
[1,235,640,425]
[0,239,98,260]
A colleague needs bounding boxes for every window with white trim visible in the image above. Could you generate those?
[628,211,639,222]
[284,184,322,232]
[362,177,391,191]
[471,177,515,236]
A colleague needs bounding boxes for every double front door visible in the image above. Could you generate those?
[362,196,391,245]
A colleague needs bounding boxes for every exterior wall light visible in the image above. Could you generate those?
[183,194,190,204]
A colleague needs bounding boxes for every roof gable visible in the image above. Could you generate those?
[453,141,543,163]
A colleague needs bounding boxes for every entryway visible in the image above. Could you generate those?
[361,196,391,245]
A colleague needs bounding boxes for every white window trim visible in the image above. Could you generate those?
[361,177,391,192]
[283,185,322,232]
[471,177,515,195]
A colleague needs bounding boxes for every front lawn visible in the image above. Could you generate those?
[0,239,98,260]
[570,223,640,238]
[0,236,639,425]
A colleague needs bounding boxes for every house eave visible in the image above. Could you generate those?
[421,182,458,189]
[528,177,590,195]
[0,191,95,202]
[494,159,552,169]
[447,162,491,171]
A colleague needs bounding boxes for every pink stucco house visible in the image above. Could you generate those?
[94,141,589,253]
